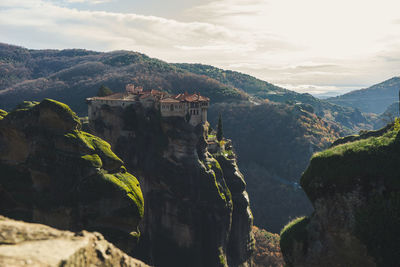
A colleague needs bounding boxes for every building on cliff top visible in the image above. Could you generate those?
[86,84,210,126]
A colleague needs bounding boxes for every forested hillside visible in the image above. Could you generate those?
[0,43,246,114]
[176,63,373,133]
[327,76,400,114]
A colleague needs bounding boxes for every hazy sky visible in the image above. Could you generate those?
[1,0,400,95]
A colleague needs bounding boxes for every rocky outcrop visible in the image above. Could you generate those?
[280,120,400,267]
[89,102,255,267]
[0,99,144,253]
[0,216,148,267]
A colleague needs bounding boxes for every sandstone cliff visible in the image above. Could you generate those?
[0,99,144,253]
[89,102,255,267]
[280,119,400,267]
[0,215,148,267]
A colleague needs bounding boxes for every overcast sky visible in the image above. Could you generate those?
[1,0,400,96]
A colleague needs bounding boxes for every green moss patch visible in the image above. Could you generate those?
[13,101,39,111]
[301,120,400,201]
[38,99,81,131]
[209,158,232,204]
[81,154,102,168]
[103,172,144,217]
[65,131,123,171]
[0,109,8,120]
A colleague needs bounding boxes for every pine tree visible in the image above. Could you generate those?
[217,114,223,141]
[97,85,113,97]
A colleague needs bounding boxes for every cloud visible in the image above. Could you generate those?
[64,0,112,4]
[0,1,234,52]
[1,0,400,95]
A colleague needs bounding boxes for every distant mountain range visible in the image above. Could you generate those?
[175,63,373,133]
[327,77,400,114]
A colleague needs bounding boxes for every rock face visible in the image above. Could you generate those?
[280,120,400,267]
[0,216,149,267]
[0,99,144,253]
[89,102,255,267]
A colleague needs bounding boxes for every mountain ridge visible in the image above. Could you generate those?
[0,42,372,133]
[327,76,400,114]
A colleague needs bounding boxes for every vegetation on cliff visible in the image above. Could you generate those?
[281,119,400,267]
[279,216,309,265]
[0,99,144,252]
[302,119,400,202]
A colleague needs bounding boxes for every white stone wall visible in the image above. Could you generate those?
[188,108,202,126]
[87,99,136,121]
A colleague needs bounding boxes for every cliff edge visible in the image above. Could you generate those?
[0,216,149,267]
[280,119,400,267]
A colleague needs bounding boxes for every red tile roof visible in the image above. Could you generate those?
[172,92,209,102]
[88,90,209,103]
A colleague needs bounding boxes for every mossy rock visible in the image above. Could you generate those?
[103,172,144,217]
[37,99,81,132]
[296,119,400,267]
[0,109,7,120]
[0,99,144,246]
[301,119,400,202]
[13,101,39,111]
[280,216,309,267]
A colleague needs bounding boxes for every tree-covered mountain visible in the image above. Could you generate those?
[327,76,400,114]
[0,43,247,114]
[0,43,372,133]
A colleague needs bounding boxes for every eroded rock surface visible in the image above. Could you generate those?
[0,216,148,267]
